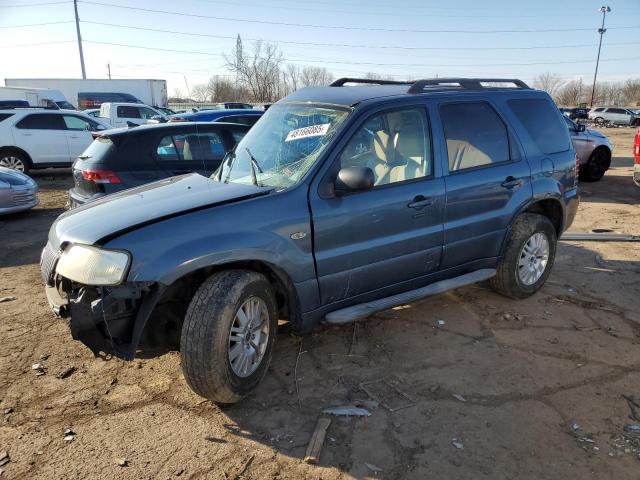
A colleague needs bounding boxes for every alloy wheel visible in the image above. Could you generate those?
[517,232,550,285]
[228,296,270,377]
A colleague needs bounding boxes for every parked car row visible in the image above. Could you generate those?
[588,106,639,126]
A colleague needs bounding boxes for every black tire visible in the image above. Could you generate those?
[579,148,610,182]
[490,213,557,299]
[0,149,31,173]
[180,270,277,404]
[594,116,605,125]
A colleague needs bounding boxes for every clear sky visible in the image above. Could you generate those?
[1,0,639,94]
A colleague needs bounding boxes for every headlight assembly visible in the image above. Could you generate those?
[56,244,130,286]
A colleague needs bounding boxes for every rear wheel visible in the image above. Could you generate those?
[180,270,277,404]
[0,150,30,173]
[594,117,605,125]
[490,213,557,299]
[579,148,610,182]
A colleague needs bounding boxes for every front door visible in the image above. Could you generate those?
[436,100,532,269]
[62,114,100,161]
[310,105,445,305]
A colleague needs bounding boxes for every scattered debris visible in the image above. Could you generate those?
[31,363,46,376]
[622,395,640,422]
[115,457,128,467]
[0,452,9,467]
[365,462,383,473]
[294,339,307,409]
[236,455,254,478]
[0,297,16,303]
[452,439,464,449]
[570,421,581,433]
[436,320,445,328]
[56,366,76,379]
[304,417,331,464]
[561,232,640,242]
[173,467,184,476]
[3,408,12,415]
[63,428,75,442]
[452,394,467,403]
[39,354,50,361]
[623,424,640,434]
[360,379,415,412]
[322,406,371,417]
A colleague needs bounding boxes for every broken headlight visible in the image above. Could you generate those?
[56,244,130,286]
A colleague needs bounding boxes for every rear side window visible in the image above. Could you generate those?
[608,108,626,114]
[63,115,99,131]
[117,106,141,118]
[508,98,571,154]
[156,132,226,162]
[81,136,116,162]
[15,114,65,130]
[0,113,14,123]
[440,102,509,172]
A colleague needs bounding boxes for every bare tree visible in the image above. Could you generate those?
[224,36,285,102]
[206,75,248,102]
[190,84,210,102]
[622,79,640,106]
[556,79,585,106]
[532,72,564,101]
[299,66,333,87]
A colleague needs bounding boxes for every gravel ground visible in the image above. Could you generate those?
[0,127,638,479]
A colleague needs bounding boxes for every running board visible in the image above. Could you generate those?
[324,268,496,325]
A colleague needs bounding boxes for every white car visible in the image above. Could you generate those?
[0,109,109,173]
[588,107,639,126]
[97,102,167,128]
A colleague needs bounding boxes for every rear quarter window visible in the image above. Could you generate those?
[0,113,14,123]
[508,98,571,154]
[80,137,117,164]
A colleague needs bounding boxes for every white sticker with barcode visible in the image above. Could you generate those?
[285,123,330,142]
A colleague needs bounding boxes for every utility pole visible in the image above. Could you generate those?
[107,62,111,79]
[590,6,611,107]
[73,0,86,79]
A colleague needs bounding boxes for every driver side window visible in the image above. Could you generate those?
[339,107,432,186]
[63,115,97,131]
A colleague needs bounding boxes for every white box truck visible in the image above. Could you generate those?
[4,79,168,110]
[0,86,75,109]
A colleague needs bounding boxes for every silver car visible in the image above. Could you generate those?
[563,117,613,182]
[588,107,639,126]
[0,166,39,214]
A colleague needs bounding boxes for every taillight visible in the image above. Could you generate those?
[81,169,121,184]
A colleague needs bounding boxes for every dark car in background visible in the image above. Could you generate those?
[559,107,589,121]
[170,108,263,126]
[68,122,250,207]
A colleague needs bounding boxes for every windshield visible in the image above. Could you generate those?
[216,103,350,189]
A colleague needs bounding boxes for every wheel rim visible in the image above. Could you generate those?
[517,232,550,286]
[228,296,269,378]
[588,150,607,179]
[0,156,25,172]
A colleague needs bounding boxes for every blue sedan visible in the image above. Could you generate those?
[170,109,263,126]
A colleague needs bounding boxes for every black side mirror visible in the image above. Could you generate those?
[334,166,374,195]
[576,124,586,132]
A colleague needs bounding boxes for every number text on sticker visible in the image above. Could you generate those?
[285,123,330,142]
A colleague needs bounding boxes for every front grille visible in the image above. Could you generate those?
[12,192,36,205]
[40,242,60,286]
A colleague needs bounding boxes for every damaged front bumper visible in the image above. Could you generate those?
[45,277,165,360]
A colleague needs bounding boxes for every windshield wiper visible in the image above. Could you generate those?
[245,147,262,187]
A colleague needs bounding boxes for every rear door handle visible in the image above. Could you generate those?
[407,195,433,209]
[501,176,523,189]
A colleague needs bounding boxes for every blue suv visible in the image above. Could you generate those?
[42,78,579,404]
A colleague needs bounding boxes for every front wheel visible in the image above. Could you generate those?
[490,213,557,299]
[593,117,605,125]
[579,148,609,182]
[180,270,277,404]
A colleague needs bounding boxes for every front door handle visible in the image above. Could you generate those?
[407,195,433,209]
[501,176,523,189]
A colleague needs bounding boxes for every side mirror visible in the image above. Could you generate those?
[576,124,586,132]
[334,166,374,195]
[96,124,107,131]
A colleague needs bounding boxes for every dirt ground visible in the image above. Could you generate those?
[1,127,639,480]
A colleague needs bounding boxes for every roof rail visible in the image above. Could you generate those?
[408,78,530,94]
[330,77,411,87]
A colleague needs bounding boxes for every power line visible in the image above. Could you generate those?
[0,40,75,48]
[80,20,640,52]
[0,21,74,28]
[83,39,640,68]
[78,1,640,34]
[1,1,71,7]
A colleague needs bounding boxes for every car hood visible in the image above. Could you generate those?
[585,128,607,139]
[49,174,270,247]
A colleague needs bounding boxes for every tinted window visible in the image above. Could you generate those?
[219,115,260,126]
[508,98,570,155]
[15,114,65,130]
[608,108,626,114]
[139,107,159,119]
[117,106,141,118]
[339,107,432,186]
[593,108,604,112]
[63,115,98,131]
[0,113,15,122]
[156,132,225,162]
[440,102,509,171]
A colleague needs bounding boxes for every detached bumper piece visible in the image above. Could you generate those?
[66,282,163,360]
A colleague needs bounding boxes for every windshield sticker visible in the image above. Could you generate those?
[285,123,331,142]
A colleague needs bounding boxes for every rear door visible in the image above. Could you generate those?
[436,99,532,269]
[13,113,70,165]
[309,104,446,304]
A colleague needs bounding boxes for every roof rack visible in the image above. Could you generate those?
[407,78,529,94]
[330,77,411,87]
